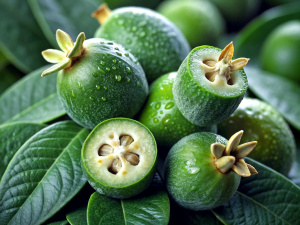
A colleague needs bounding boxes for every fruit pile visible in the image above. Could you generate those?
[0,0,299,224]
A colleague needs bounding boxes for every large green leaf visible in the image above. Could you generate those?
[235,2,300,65]
[66,207,87,225]
[0,121,89,225]
[289,139,300,186]
[213,158,300,225]
[28,0,102,46]
[0,0,51,72]
[87,175,170,225]
[0,65,66,124]
[0,122,46,179]
[246,66,300,130]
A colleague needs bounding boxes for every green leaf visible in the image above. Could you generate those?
[66,207,87,225]
[0,65,66,124]
[0,122,46,179]
[87,175,170,225]
[0,0,51,72]
[289,139,300,186]
[47,221,68,225]
[213,158,300,225]
[0,66,21,95]
[28,0,102,46]
[246,66,300,130]
[0,121,89,225]
[235,2,300,65]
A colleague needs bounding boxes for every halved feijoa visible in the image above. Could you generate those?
[82,118,157,199]
[93,4,190,82]
[173,42,248,126]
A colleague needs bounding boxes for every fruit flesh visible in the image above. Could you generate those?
[164,132,240,210]
[82,118,157,198]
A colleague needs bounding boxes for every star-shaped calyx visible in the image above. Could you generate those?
[211,130,258,177]
[202,42,249,85]
[41,29,86,76]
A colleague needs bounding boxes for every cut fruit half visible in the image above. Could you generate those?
[82,118,157,199]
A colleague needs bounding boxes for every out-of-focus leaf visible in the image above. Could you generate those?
[28,0,102,46]
[0,0,51,72]
[0,65,66,124]
[0,66,21,94]
[0,121,89,225]
[289,139,300,186]
[235,2,300,66]
[66,207,87,225]
[246,66,300,130]
[213,158,300,225]
[0,122,46,179]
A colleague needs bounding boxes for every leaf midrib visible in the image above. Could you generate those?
[6,127,86,225]
[236,191,292,225]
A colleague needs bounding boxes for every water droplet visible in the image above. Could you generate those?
[155,102,161,110]
[136,81,140,87]
[104,86,108,91]
[140,32,146,37]
[96,85,100,90]
[153,118,159,123]
[82,87,86,91]
[78,82,82,89]
[126,67,131,73]
[71,90,75,97]
[102,97,107,101]
[106,67,111,71]
[125,52,129,57]
[165,102,174,110]
[92,72,98,77]
[116,52,122,56]
[98,67,105,74]
[89,97,94,101]
[126,77,131,83]
[190,186,196,191]
[107,42,113,45]
[112,66,117,70]
[115,75,122,82]
[162,114,171,125]
[114,47,119,50]
[150,111,157,117]
[132,26,137,32]
[113,59,117,64]
[160,111,163,114]
[100,61,105,66]
[126,39,132,44]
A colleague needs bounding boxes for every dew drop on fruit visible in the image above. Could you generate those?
[115,75,122,82]
[190,186,196,191]
[132,26,137,32]
[188,167,200,174]
[78,82,82,89]
[155,102,161,110]
[153,118,159,123]
[92,72,98,77]
[113,59,117,64]
[98,67,105,74]
[140,32,146,38]
[104,86,108,91]
[162,114,171,125]
[165,102,174,110]
[106,67,111,71]
[96,85,100,90]
[136,82,140,87]
[126,77,131,83]
[112,66,117,70]
[116,52,122,56]
[150,111,157,117]
[100,61,105,66]
[126,67,131,73]
[102,97,107,101]
[125,52,130,57]
[126,39,132,44]
[71,90,75,97]
[89,97,94,101]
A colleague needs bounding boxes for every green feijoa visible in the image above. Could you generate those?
[82,118,157,199]
[41,30,148,129]
[157,0,225,47]
[218,98,296,175]
[139,72,217,151]
[164,131,257,210]
[261,20,300,82]
[173,42,248,126]
[93,4,190,82]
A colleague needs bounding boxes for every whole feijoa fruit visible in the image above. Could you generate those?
[139,72,217,151]
[82,118,157,199]
[164,130,257,210]
[93,4,191,82]
[157,0,225,47]
[173,42,249,126]
[261,20,300,82]
[218,98,296,175]
[41,30,148,129]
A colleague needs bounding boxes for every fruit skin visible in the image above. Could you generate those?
[261,20,300,82]
[164,132,240,210]
[173,46,248,127]
[157,0,225,47]
[94,7,191,82]
[57,38,148,129]
[81,118,157,199]
[139,72,217,151]
[218,98,296,175]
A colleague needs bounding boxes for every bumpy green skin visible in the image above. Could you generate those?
[218,98,296,175]
[95,7,191,82]
[261,20,300,82]
[173,46,248,127]
[82,118,157,199]
[157,0,224,47]
[57,39,148,129]
[139,72,217,150]
[164,132,240,210]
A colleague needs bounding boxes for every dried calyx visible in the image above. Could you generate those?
[98,134,140,175]
[202,42,249,85]
[92,4,111,25]
[211,130,258,177]
[41,30,85,76]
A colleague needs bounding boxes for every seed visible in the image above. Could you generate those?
[124,153,140,166]
[109,158,122,174]
[98,144,113,156]
[120,135,134,146]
